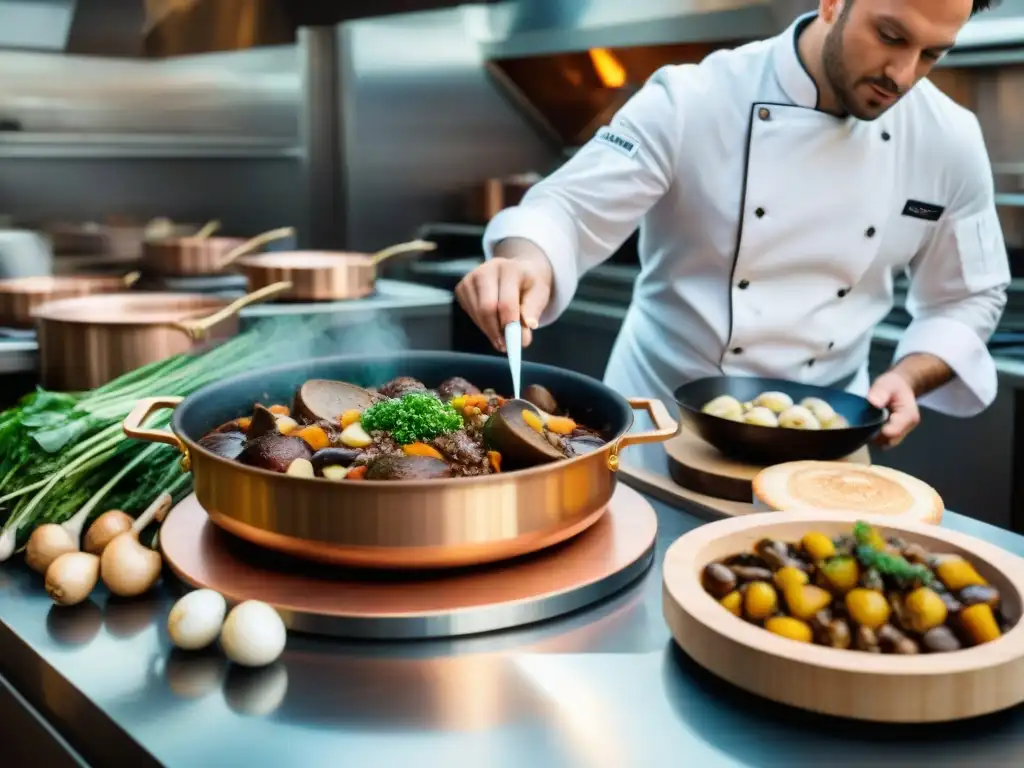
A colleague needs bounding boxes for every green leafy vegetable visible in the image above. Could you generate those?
[361,392,462,445]
[853,519,933,586]
[0,315,348,557]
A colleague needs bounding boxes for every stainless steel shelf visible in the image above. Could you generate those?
[0,133,302,159]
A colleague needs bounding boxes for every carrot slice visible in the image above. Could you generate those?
[346,465,368,480]
[295,425,330,451]
[488,451,502,473]
[402,442,445,461]
[522,409,544,434]
[545,416,577,435]
[340,409,362,428]
[269,404,290,416]
[464,394,490,408]
[237,417,252,431]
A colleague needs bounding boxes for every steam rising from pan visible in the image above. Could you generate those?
[239,308,412,388]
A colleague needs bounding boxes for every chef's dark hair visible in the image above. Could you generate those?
[844,0,997,15]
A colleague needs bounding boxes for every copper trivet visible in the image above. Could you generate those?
[160,484,658,640]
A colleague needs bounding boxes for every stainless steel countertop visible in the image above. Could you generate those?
[3,464,1024,767]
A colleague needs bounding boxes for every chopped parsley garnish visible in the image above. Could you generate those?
[854,520,933,586]
[360,392,462,445]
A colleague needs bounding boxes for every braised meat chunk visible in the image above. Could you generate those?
[378,376,428,399]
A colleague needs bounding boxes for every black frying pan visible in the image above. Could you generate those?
[673,376,887,465]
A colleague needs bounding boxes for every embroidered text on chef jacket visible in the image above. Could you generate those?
[483,13,1009,439]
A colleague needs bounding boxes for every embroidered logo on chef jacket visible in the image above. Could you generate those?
[901,200,945,222]
[594,127,640,159]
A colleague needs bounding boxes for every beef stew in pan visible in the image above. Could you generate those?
[201,375,608,481]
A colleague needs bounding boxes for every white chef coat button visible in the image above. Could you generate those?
[866,226,876,238]
[738,279,750,289]
[758,107,771,121]
[755,207,766,218]
[731,346,743,355]
[837,287,850,298]
[882,130,891,141]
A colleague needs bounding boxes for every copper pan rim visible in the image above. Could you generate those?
[31,291,231,326]
[237,251,374,269]
[0,275,129,295]
[128,352,681,489]
[183,430,622,490]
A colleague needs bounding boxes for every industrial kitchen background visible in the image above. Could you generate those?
[2,0,1024,530]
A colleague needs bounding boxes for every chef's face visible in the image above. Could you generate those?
[820,0,969,120]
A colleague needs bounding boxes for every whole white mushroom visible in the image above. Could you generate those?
[168,589,228,651]
[220,600,287,668]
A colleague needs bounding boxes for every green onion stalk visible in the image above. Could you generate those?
[0,315,335,559]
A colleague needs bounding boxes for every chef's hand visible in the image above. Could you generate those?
[455,238,553,352]
[866,371,920,449]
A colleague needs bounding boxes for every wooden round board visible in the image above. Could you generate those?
[662,511,1024,722]
[666,426,870,502]
[161,483,658,640]
[752,461,944,525]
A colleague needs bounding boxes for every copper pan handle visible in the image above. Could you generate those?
[193,220,221,240]
[123,396,186,451]
[215,226,295,270]
[607,398,680,471]
[171,280,292,341]
[370,239,437,267]
[122,271,141,288]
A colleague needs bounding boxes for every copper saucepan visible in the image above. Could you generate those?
[141,225,295,277]
[0,272,140,329]
[122,352,680,569]
[43,217,197,260]
[32,281,292,392]
[236,239,437,302]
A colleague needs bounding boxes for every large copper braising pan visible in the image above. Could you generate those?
[123,352,679,569]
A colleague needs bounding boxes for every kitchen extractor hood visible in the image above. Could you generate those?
[479,0,816,59]
[480,0,816,147]
[1,0,497,57]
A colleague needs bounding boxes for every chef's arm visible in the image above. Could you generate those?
[890,120,1009,416]
[887,353,954,398]
[483,66,685,326]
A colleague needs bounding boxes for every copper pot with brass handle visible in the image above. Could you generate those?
[236,238,437,302]
[32,281,292,391]
[141,226,295,277]
[0,271,140,329]
[121,352,680,569]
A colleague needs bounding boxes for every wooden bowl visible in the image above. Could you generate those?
[663,511,1024,722]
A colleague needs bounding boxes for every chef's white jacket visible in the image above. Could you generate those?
[483,13,1009,472]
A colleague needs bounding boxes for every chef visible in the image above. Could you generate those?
[456,0,1009,473]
